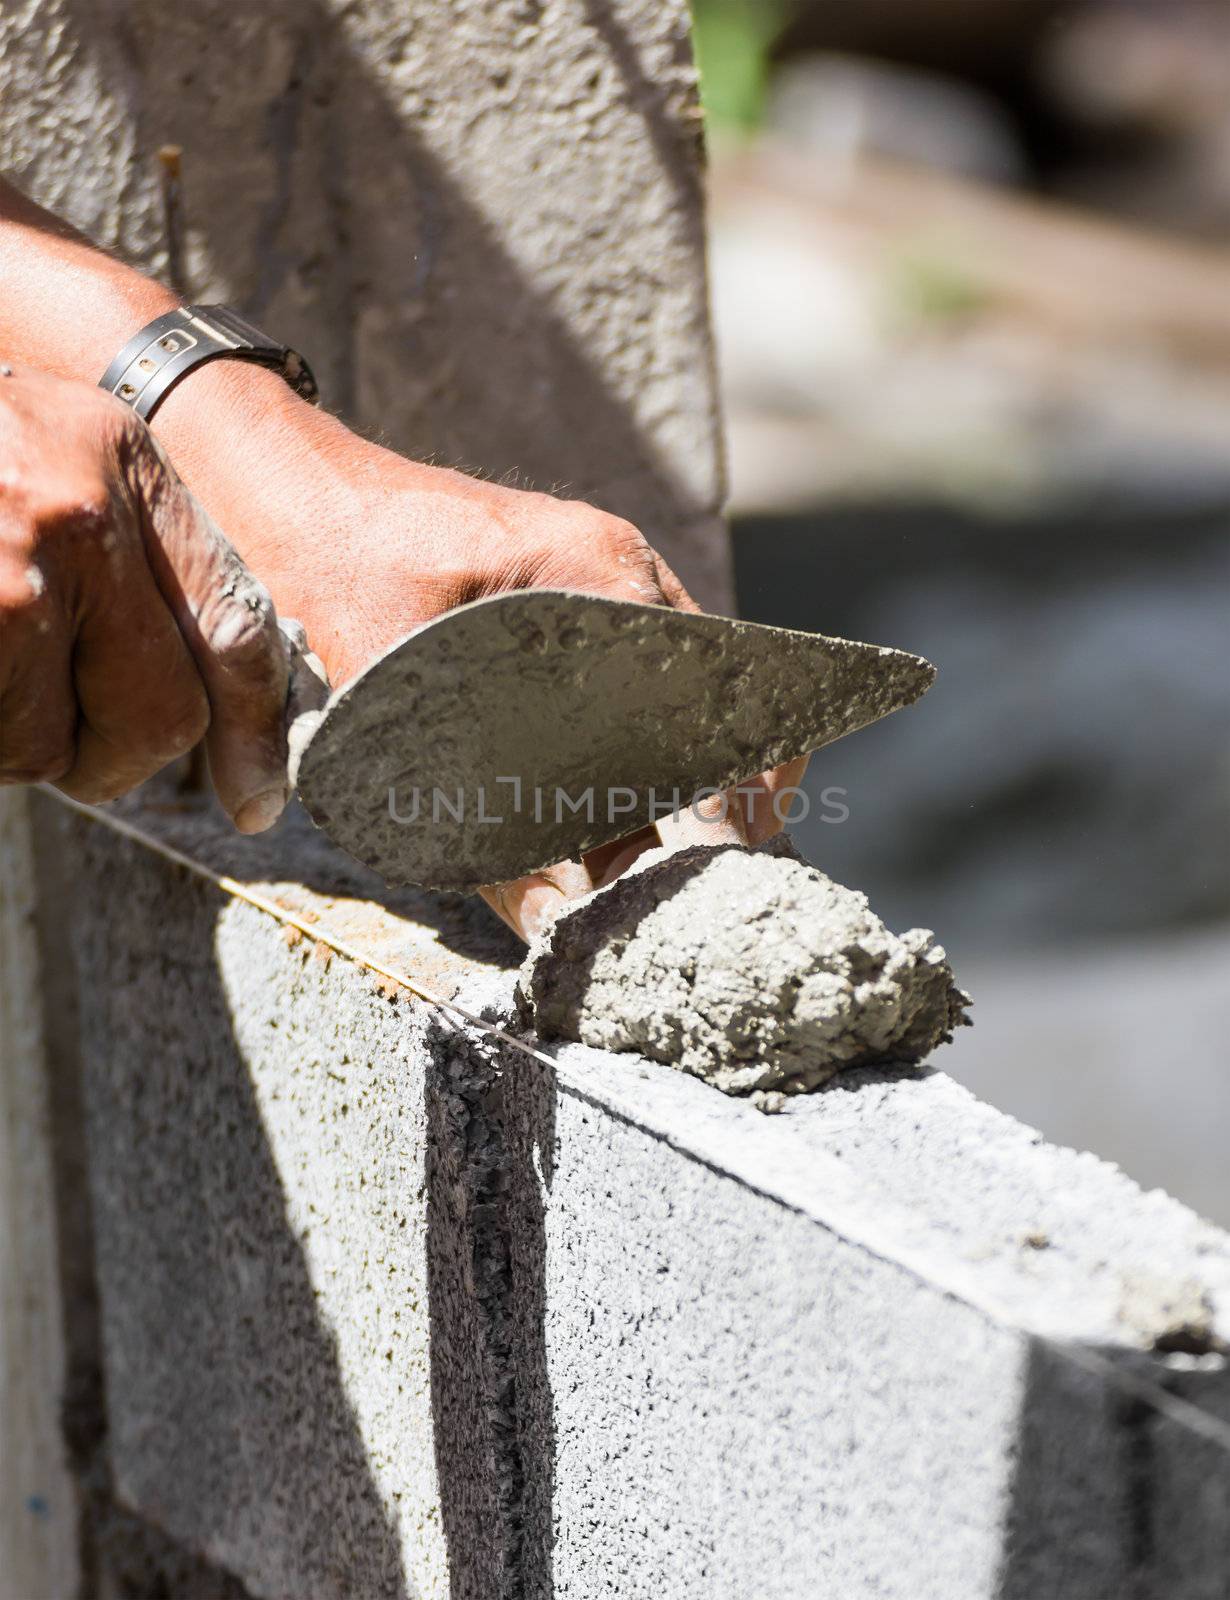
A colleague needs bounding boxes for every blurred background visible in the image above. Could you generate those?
[692,0,1230,1221]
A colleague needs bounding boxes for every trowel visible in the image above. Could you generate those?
[289,588,934,891]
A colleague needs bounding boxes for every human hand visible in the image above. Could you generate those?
[0,187,803,911]
[0,368,291,831]
[151,364,807,936]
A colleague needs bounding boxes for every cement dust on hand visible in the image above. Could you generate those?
[516,835,971,1096]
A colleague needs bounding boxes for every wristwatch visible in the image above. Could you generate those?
[99,303,319,421]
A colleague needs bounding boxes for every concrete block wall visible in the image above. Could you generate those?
[7,787,1230,1598]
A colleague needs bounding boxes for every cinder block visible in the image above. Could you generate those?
[93,1501,257,1600]
[48,793,1230,1600]
[494,1033,1230,1599]
[64,808,512,1599]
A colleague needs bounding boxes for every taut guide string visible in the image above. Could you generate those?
[48,792,563,1074]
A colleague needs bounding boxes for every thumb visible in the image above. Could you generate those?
[122,422,292,832]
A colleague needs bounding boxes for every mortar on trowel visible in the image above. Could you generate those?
[289,589,971,1096]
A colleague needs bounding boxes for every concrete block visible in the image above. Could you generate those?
[494,1036,1230,1599]
[93,1503,256,1600]
[60,805,512,1599]
[0,791,81,1600]
[0,0,729,608]
[40,791,1230,1600]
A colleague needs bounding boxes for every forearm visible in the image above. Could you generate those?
[0,176,354,584]
[0,177,178,378]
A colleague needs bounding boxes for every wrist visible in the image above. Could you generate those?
[0,178,372,661]
[149,356,353,571]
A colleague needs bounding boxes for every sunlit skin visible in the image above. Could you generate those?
[0,369,290,831]
[0,177,807,939]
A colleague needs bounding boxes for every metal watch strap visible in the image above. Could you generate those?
[99,304,319,421]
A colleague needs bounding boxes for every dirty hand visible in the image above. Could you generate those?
[0,368,291,831]
[151,364,807,939]
[0,185,802,927]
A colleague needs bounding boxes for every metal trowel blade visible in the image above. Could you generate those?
[294,588,934,891]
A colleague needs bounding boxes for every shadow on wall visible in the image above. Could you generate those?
[499,1042,560,1600]
[49,0,726,605]
[999,1340,1154,1597]
[38,789,560,1597]
[40,814,416,1598]
[125,784,526,975]
[423,1010,559,1600]
[998,1337,1230,1596]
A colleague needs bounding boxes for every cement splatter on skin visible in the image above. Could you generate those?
[517,836,971,1095]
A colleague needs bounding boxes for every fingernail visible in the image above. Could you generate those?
[234,784,288,834]
[517,882,569,942]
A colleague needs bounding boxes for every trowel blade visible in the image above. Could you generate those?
[294,588,934,891]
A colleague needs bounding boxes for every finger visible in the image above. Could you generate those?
[730,755,812,845]
[650,551,702,615]
[57,488,209,803]
[480,858,594,943]
[0,550,77,785]
[655,785,748,853]
[122,422,291,832]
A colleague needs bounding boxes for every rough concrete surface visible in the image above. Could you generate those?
[62,810,504,1600]
[0,792,81,1600]
[297,589,934,889]
[27,792,1230,1600]
[519,835,969,1093]
[497,1025,1230,1600]
[93,1502,257,1600]
[0,0,730,609]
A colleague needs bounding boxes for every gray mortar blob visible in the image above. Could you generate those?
[516,836,972,1095]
